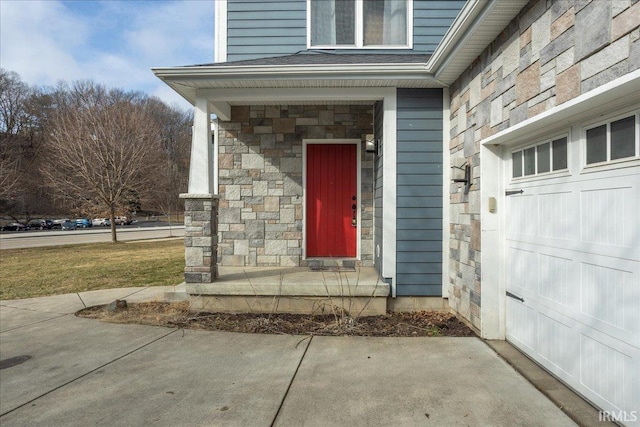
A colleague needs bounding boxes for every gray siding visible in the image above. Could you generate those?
[226,0,465,61]
[373,101,384,276]
[227,0,307,61]
[396,88,443,296]
[413,1,466,53]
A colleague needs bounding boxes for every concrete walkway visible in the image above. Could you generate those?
[0,288,583,426]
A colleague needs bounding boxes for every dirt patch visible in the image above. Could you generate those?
[77,301,475,337]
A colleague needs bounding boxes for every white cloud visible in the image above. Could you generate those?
[0,0,214,111]
[0,1,87,84]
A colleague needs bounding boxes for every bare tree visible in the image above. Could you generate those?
[0,69,32,216]
[0,69,52,222]
[143,97,191,228]
[1,72,191,228]
[0,69,31,137]
[42,81,160,242]
[0,153,19,201]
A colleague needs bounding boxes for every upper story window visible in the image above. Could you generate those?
[585,112,639,166]
[308,0,411,48]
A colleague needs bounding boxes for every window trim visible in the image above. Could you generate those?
[510,134,570,181]
[582,110,640,169]
[306,0,413,50]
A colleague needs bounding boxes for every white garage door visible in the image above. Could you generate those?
[505,113,640,423]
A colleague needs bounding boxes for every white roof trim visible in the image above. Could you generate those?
[152,62,431,80]
[152,63,441,105]
[428,0,529,85]
[426,0,486,74]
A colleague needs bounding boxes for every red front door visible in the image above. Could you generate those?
[306,143,357,257]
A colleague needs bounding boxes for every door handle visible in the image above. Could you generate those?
[351,196,357,227]
[506,291,524,302]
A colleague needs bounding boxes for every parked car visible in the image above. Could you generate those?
[61,220,76,230]
[27,219,54,230]
[114,216,132,225]
[1,223,28,231]
[52,219,67,229]
[27,220,43,230]
[74,218,92,228]
[91,218,111,227]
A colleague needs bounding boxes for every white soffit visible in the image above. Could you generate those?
[430,0,528,85]
[151,63,444,105]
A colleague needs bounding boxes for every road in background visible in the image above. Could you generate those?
[0,225,184,249]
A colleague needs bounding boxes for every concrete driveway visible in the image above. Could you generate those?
[0,288,579,426]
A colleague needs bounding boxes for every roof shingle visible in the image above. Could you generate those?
[188,52,431,68]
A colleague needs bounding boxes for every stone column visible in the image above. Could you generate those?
[181,194,219,283]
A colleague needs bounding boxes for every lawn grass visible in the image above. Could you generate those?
[0,239,185,300]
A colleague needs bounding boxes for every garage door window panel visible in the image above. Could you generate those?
[585,113,639,165]
[511,136,568,180]
[512,151,523,178]
[537,142,551,173]
[586,125,607,164]
[552,137,567,170]
[611,116,635,160]
[523,147,535,176]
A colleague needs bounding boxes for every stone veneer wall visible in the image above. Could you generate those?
[183,196,219,283]
[447,0,640,331]
[217,105,374,267]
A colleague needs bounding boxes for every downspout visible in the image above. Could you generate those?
[441,88,451,299]
[212,118,218,195]
[382,89,397,298]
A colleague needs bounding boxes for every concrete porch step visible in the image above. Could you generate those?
[185,266,389,316]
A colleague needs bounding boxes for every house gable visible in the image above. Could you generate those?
[222,0,466,62]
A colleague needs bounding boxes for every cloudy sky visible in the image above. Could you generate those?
[0,0,216,110]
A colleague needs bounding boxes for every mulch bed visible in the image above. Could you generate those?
[77,301,476,337]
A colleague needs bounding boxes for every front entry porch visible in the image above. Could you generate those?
[216,104,374,269]
[186,266,389,316]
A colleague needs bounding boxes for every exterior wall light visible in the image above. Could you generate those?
[452,157,471,185]
[364,134,378,155]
